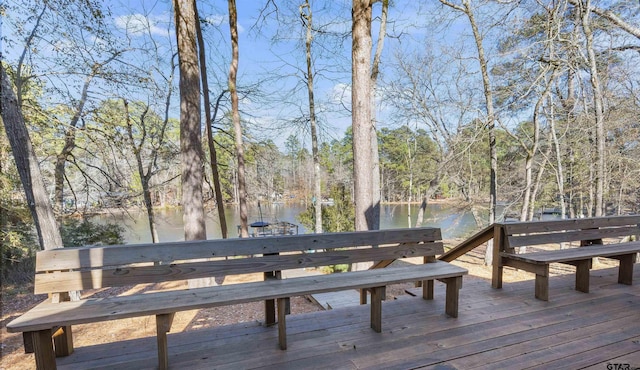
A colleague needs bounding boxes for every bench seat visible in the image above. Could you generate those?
[7,261,466,333]
[501,242,640,265]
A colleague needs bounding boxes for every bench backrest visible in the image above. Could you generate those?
[34,227,443,295]
[499,215,640,253]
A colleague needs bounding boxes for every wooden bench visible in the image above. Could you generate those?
[7,227,467,370]
[492,215,640,301]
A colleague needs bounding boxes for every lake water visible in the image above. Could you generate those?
[94,202,487,244]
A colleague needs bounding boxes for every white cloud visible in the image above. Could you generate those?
[329,83,351,106]
[202,14,245,33]
[114,14,167,37]
[204,15,225,26]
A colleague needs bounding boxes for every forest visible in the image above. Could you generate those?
[1,1,639,273]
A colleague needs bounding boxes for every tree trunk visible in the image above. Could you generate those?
[301,1,322,234]
[1,66,63,250]
[174,0,206,240]
[579,0,605,217]
[228,0,248,237]
[195,2,228,239]
[352,0,374,233]
[369,0,388,232]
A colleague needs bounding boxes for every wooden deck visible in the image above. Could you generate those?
[55,266,639,369]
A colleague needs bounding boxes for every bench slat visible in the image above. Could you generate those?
[35,228,442,272]
[506,226,640,248]
[34,242,443,294]
[502,215,640,234]
[9,261,467,333]
[500,242,640,264]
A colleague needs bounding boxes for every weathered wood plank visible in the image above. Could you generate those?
[506,226,640,248]
[528,336,640,370]
[502,215,640,235]
[33,242,443,294]
[9,262,467,333]
[36,228,442,271]
[501,242,640,264]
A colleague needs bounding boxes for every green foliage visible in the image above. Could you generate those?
[60,218,125,247]
[321,264,349,274]
[297,184,354,233]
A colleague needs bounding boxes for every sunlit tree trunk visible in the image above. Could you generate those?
[174,0,206,240]
[369,0,388,232]
[195,2,228,238]
[352,0,374,233]
[300,1,322,234]
[578,0,605,217]
[228,0,248,237]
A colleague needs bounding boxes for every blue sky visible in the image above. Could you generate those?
[3,0,493,149]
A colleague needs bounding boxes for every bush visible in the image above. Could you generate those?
[297,184,355,233]
[60,218,125,247]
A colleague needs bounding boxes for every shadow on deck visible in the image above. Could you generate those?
[57,267,639,369]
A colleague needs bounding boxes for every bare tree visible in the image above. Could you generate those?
[439,0,498,265]
[174,0,206,240]
[369,0,389,231]
[300,0,322,234]
[228,0,249,237]
[577,0,605,217]
[195,2,228,238]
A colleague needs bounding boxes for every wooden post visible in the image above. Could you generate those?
[264,253,281,326]
[573,259,592,293]
[492,224,504,289]
[31,329,56,370]
[614,254,635,285]
[50,292,74,357]
[443,276,462,318]
[277,297,289,350]
[422,280,434,300]
[23,332,34,353]
[534,265,550,301]
[370,286,385,333]
[360,288,368,304]
[156,313,175,370]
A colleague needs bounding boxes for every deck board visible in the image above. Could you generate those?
[53,266,640,370]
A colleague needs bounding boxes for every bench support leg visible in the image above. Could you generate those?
[422,280,434,300]
[53,325,74,357]
[264,270,282,326]
[156,313,175,370]
[277,298,289,350]
[573,260,591,293]
[360,288,368,304]
[370,286,385,333]
[492,262,504,289]
[23,332,34,353]
[443,276,462,318]
[614,254,636,285]
[535,265,550,301]
[31,329,56,370]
